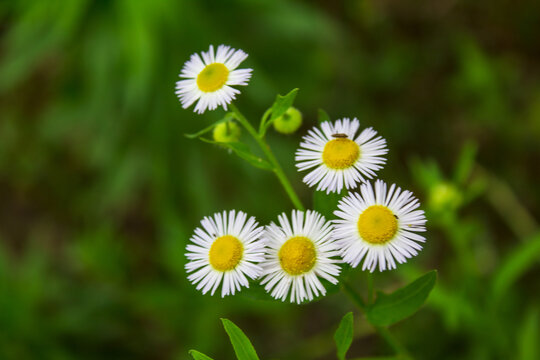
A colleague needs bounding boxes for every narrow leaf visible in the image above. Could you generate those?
[200,138,273,171]
[318,109,330,123]
[261,88,299,136]
[185,114,233,139]
[221,318,260,360]
[227,143,273,171]
[189,350,214,360]
[269,88,298,122]
[334,312,354,360]
[367,271,437,326]
[492,233,540,300]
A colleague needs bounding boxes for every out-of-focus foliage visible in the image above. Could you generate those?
[0,0,539,359]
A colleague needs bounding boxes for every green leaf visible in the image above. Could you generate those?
[200,138,273,171]
[185,114,233,139]
[221,318,260,360]
[313,189,346,220]
[269,88,299,122]
[366,270,437,326]
[318,108,330,123]
[492,232,540,300]
[260,88,298,135]
[189,350,214,360]
[334,312,354,360]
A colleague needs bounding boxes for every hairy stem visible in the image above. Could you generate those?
[230,104,305,211]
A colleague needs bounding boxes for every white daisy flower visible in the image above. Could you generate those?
[175,45,252,114]
[185,210,265,297]
[260,210,341,304]
[295,118,388,194]
[333,179,427,272]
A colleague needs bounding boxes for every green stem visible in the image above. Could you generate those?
[342,282,413,360]
[230,104,305,211]
[259,108,272,135]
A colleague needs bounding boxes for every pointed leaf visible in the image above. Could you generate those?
[269,88,299,122]
[367,271,437,326]
[221,318,260,360]
[318,109,330,123]
[334,312,354,360]
[185,114,233,139]
[189,350,214,360]
[260,89,298,135]
[200,138,273,171]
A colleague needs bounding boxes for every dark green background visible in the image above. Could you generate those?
[1,0,539,359]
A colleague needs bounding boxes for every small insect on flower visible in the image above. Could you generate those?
[260,210,341,304]
[185,210,266,297]
[175,45,253,114]
[295,118,388,194]
[333,180,427,272]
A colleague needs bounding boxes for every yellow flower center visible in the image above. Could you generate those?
[209,235,243,271]
[322,138,361,169]
[358,205,398,244]
[279,236,317,275]
[196,63,229,92]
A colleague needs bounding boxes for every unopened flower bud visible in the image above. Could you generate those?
[273,107,302,135]
[213,121,241,143]
[429,182,462,212]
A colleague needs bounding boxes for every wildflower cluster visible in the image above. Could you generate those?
[177,45,427,304]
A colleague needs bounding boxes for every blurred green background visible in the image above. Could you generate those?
[1,0,540,359]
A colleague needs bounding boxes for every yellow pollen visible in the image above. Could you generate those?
[209,235,243,271]
[196,63,229,92]
[322,138,360,169]
[279,236,317,275]
[358,205,398,244]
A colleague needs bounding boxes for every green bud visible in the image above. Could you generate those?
[213,120,241,143]
[429,182,462,212]
[273,107,302,135]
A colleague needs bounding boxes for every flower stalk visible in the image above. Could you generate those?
[230,103,305,211]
